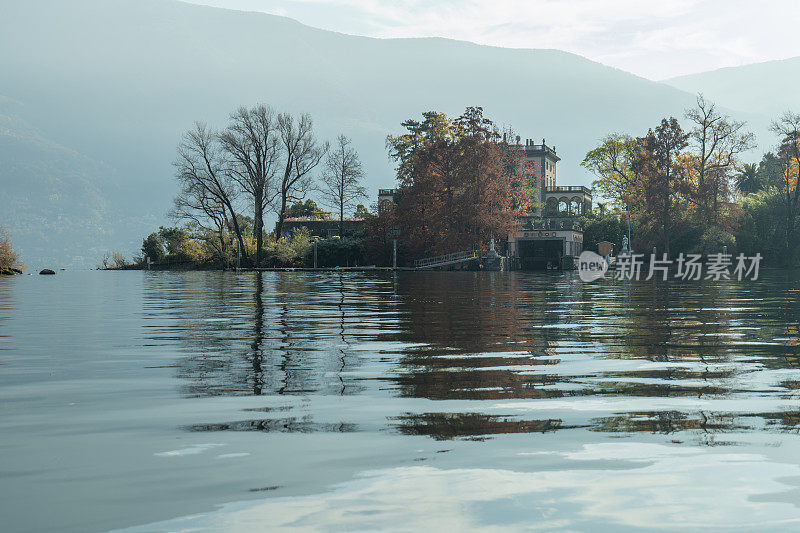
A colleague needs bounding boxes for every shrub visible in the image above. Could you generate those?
[272,227,312,266]
[112,252,128,268]
[308,236,366,267]
[0,229,19,270]
[581,212,627,253]
[695,226,736,256]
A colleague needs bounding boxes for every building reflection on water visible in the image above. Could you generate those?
[144,270,800,443]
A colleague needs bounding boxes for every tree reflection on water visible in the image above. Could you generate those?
[147,270,800,443]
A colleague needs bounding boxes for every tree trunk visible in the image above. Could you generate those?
[255,195,263,266]
[274,193,288,239]
[663,158,671,256]
[225,199,248,262]
[218,226,226,268]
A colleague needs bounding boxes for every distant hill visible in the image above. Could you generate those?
[0,96,109,268]
[0,0,742,266]
[664,57,800,119]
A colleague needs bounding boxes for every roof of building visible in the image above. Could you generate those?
[283,217,365,222]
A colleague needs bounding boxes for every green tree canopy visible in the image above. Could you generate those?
[353,204,370,219]
[141,232,165,263]
[286,199,324,219]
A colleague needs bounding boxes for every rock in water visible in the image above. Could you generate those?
[39,269,56,275]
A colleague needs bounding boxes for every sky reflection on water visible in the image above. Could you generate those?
[2,270,800,531]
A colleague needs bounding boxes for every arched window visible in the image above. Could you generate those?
[570,197,582,215]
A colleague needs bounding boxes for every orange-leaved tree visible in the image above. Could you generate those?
[383,107,539,259]
[771,111,800,255]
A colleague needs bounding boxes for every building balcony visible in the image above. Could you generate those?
[544,185,592,195]
[522,141,561,161]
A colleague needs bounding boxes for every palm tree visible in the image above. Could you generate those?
[736,163,760,195]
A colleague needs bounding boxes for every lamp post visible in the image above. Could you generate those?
[627,203,632,252]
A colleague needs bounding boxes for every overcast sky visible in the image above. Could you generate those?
[180,0,800,80]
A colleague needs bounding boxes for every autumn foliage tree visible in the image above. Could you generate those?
[683,95,754,223]
[642,117,689,255]
[0,229,20,271]
[583,95,754,255]
[581,133,643,212]
[382,107,538,258]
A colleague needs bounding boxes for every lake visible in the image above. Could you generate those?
[2,270,800,531]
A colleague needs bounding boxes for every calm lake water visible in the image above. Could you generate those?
[2,270,800,531]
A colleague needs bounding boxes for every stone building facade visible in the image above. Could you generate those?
[506,139,591,269]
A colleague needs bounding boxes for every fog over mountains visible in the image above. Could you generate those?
[664,57,800,118]
[0,0,795,267]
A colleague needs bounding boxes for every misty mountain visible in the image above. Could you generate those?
[0,95,109,268]
[665,57,800,120]
[0,0,754,266]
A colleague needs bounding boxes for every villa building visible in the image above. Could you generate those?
[508,139,591,269]
[378,189,397,216]
[377,138,591,269]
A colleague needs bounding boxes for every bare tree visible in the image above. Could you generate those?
[171,179,230,263]
[319,134,367,236]
[273,113,328,238]
[174,122,247,261]
[770,110,800,255]
[218,104,280,266]
[685,94,754,218]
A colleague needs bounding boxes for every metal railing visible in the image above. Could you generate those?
[526,218,583,231]
[544,186,592,194]
[525,144,551,151]
[414,250,478,269]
